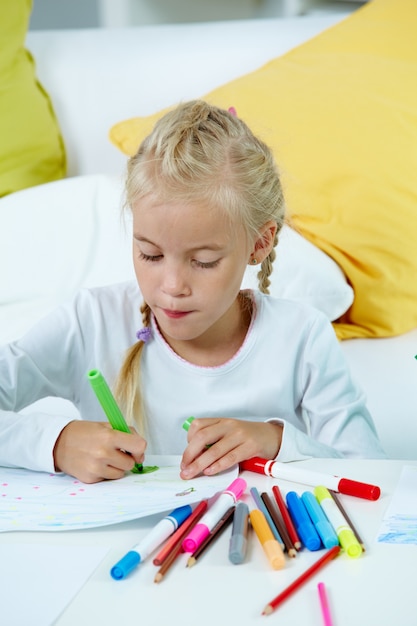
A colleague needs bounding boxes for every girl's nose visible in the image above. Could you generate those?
[161,265,191,297]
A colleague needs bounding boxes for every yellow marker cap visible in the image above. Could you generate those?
[314,485,331,503]
[338,528,363,558]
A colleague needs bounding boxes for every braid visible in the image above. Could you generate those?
[257,232,278,294]
[113,301,152,435]
[141,302,152,327]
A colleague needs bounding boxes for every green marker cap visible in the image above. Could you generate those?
[182,416,195,432]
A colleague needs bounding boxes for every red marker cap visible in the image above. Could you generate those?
[338,478,381,501]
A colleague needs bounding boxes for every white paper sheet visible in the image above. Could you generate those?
[0,456,238,532]
[376,465,417,544]
[0,543,109,626]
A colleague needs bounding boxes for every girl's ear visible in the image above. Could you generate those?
[248,220,277,265]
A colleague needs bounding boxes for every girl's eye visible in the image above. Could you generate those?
[139,252,162,262]
[138,251,220,268]
[193,259,220,269]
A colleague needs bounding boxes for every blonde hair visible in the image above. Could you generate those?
[114,100,285,433]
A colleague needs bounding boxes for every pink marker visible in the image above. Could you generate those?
[240,457,380,501]
[182,477,246,553]
[317,582,334,626]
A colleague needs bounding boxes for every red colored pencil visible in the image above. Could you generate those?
[262,546,341,615]
[272,485,302,551]
[153,499,208,566]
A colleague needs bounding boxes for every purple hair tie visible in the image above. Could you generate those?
[136,327,152,343]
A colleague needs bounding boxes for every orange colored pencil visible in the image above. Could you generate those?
[154,499,208,582]
[153,499,208,566]
[154,540,183,583]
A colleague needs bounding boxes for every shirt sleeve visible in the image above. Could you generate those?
[269,313,387,461]
[0,300,86,473]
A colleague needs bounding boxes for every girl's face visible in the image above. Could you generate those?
[131,195,252,353]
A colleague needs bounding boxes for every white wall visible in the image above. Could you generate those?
[29,0,100,29]
[29,0,364,30]
[29,0,274,29]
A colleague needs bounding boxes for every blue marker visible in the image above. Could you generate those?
[110,504,192,579]
[286,491,322,551]
[301,491,339,549]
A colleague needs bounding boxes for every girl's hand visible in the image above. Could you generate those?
[53,420,147,483]
[180,417,283,480]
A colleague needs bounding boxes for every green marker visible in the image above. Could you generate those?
[87,369,143,473]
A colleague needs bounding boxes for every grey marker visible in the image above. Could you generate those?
[228,501,249,564]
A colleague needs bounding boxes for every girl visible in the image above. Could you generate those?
[0,100,386,483]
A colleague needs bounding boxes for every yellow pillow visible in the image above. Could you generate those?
[109,0,417,340]
[0,0,66,197]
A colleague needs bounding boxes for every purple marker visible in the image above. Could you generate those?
[182,477,247,553]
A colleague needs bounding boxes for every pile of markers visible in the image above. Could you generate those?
[110,475,366,616]
[89,369,373,618]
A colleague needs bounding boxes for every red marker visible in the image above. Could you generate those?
[240,457,380,501]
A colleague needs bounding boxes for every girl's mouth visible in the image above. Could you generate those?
[162,309,192,319]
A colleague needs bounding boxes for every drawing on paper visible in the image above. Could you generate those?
[0,456,237,532]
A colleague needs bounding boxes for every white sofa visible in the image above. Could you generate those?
[1,13,416,459]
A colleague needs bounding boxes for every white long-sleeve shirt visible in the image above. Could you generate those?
[0,281,386,473]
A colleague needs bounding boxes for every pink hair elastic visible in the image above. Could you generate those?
[136,327,152,343]
[228,106,237,117]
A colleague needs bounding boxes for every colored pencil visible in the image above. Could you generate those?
[272,484,302,550]
[153,499,208,565]
[261,491,297,558]
[154,539,183,583]
[262,546,341,615]
[317,582,334,626]
[250,486,284,549]
[186,506,235,568]
[153,500,208,582]
[329,489,365,551]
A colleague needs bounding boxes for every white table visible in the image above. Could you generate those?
[1,459,415,626]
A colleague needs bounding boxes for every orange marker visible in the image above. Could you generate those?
[249,508,285,570]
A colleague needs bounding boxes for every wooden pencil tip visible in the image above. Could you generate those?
[262,605,273,616]
[154,573,163,583]
[187,558,196,568]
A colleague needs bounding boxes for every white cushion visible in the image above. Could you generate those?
[0,174,353,342]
